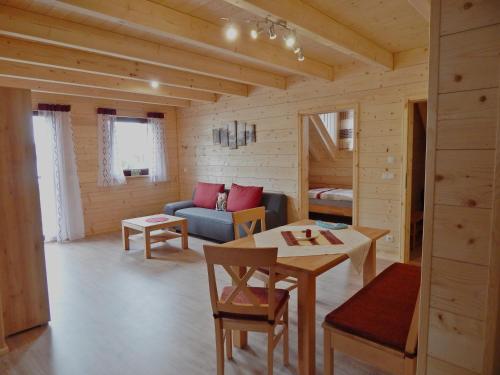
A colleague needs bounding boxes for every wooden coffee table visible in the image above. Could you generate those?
[122,214,188,259]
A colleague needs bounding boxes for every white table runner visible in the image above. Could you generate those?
[253,225,372,273]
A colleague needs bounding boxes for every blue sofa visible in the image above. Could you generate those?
[164,191,287,243]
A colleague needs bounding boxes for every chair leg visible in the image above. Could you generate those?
[214,319,225,375]
[226,329,232,360]
[267,331,274,375]
[324,329,333,375]
[283,307,289,366]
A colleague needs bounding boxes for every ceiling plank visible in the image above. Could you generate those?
[408,0,430,22]
[0,5,286,89]
[223,0,394,70]
[54,0,334,80]
[0,36,248,97]
[0,76,190,107]
[0,60,216,103]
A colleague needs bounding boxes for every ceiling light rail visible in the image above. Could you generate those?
[222,17,305,62]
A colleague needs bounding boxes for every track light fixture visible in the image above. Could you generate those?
[223,17,305,62]
[150,80,160,89]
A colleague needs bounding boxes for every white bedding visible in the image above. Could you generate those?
[308,187,353,202]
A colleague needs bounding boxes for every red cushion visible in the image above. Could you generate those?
[193,182,225,209]
[325,263,420,355]
[219,286,289,321]
[226,183,263,212]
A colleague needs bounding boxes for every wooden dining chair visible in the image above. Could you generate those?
[232,207,297,291]
[203,245,290,375]
[323,263,421,375]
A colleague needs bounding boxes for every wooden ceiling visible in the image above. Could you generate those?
[0,0,429,108]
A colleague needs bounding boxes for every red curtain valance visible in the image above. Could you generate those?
[147,112,164,119]
[97,108,117,115]
[38,103,71,112]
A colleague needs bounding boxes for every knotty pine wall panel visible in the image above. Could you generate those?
[177,51,429,259]
[419,1,500,373]
[31,93,180,236]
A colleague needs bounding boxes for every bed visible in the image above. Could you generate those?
[308,186,353,217]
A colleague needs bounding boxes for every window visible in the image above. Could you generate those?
[114,120,149,175]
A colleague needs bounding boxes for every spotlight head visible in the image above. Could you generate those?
[150,80,160,89]
[250,28,259,39]
[268,23,277,40]
[293,46,302,54]
[225,24,238,41]
[284,32,296,48]
[297,51,305,62]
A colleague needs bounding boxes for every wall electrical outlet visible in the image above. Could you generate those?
[385,234,394,243]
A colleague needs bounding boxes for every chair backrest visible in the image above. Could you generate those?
[232,206,266,240]
[203,245,278,321]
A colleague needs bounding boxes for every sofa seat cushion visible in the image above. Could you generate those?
[325,263,420,355]
[175,207,232,223]
[218,286,289,321]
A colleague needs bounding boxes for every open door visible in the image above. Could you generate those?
[402,100,427,263]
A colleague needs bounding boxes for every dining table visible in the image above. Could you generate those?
[221,219,389,375]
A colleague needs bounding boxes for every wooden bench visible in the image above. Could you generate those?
[323,263,420,375]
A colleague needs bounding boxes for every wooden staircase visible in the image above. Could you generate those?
[308,114,337,161]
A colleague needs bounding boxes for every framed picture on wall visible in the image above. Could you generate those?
[237,121,246,146]
[228,121,237,149]
[212,128,221,145]
[220,127,229,147]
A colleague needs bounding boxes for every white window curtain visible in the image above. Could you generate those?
[97,109,126,186]
[38,105,85,242]
[147,113,168,183]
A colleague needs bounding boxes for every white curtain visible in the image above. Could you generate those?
[147,116,168,183]
[97,113,126,186]
[39,109,85,242]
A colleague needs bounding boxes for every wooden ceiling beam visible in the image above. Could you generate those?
[0,60,215,103]
[223,0,394,70]
[408,0,430,22]
[0,36,248,97]
[0,5,286,89]
[54,0,334,80]
[0,76,190,107]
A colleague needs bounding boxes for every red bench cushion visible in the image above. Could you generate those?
[218,286,289,321]
[325,263,420,354]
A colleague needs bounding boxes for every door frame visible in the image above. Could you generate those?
[297,103,360,225]
[401,98,427,263]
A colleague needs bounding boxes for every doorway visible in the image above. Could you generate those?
[402,100,427,263]
[33,114,58,241]
[298,105,359,225]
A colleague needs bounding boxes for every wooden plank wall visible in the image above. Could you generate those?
[309,152,353,188]
[418,0,500,374]
[177,48,429,259]
[31,93,180,236]
[0,87,50,338]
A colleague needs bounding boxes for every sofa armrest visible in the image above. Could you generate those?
[164,200,194,216]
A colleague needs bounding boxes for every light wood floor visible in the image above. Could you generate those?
[0,233,392,375]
